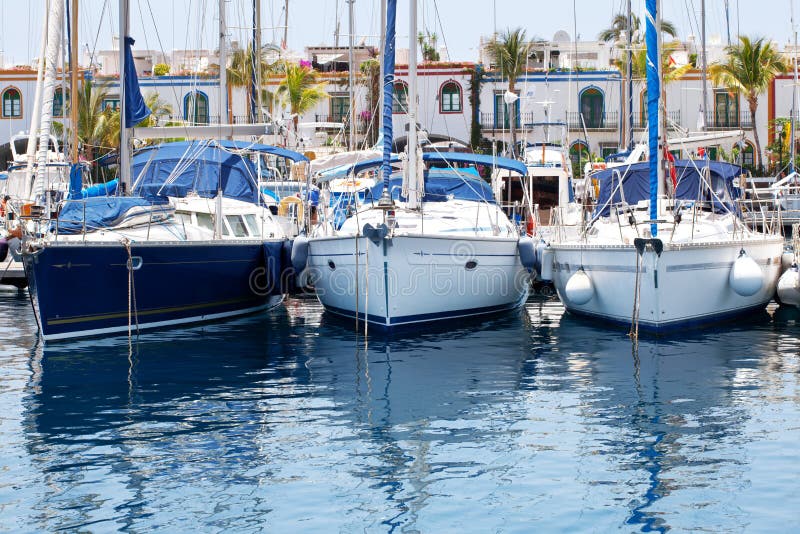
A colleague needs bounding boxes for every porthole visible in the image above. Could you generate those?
[465,260,478,270]
[328,260,336,270]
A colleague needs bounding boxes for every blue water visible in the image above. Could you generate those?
[1,289,800,532]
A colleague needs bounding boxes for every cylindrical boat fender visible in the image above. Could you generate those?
[534,240,547,274]
[565,268,593,305]
[729,250,763,297]
[291,235,310,272]
[0,237,8,263]
[777,265,800,307]
[781,250,794,273]
[539,246,554,281]
[517,236,536,271]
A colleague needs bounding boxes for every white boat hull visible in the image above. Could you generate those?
[777,266,800,308]
[308,234,530,326]
[550,238,784,331]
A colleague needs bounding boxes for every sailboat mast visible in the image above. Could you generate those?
[379,0,397,203]
[347,0,355,151]
[378,0,386,137]
[219,0,229,126]
[645,0,660,236]
[701,0,708,132]
[253,0,262,123]
[407,0,418,202]
[118,0,130,191]
[792,0,798,173]
[626,0,633,149]
[70,0,79,162]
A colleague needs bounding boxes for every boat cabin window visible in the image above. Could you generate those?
[196,212,214,232]
[176,212,193,227]
[243,213,260,236]
[226,215,249,237]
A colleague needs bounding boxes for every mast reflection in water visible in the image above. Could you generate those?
[1,293,799,532]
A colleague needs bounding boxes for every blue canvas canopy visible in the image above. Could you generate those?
[131,141,307,204]
[367,169,495,204]
[317,151,526,182]
[55,197,155,234]
[594,160,742,217]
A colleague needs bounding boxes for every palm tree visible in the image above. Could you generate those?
[75,80,113,162]
[276,60,329,140]
[140,92,174,127]
[598,13,677,43]
[227,45,276,122]
[710,36,787,168]
[486,27,532,157]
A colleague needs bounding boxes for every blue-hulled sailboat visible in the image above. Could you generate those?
[20,6,305,341]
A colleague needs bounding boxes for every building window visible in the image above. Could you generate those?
[330,93,349,123]
[53,88,66,117]
[2,87,22,118]
[392,82,408,114]
[493,90,520,129]
[580,87,604,128]
[639,89,648,128]
[714,91,739,127]
[600,144,617,159]
[102,98,120,112]
[742,142,755,167]
[184,91,209,125]
[569,141,589,176]
[440,81,462,113]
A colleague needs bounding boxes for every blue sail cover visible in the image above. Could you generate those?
[124,37,151,128]
[131,141,262,204]
[55,197,155,234]
[381,0,397,192]
[645,0,659,236]
[593,160,742,217]
[367,169,495,204]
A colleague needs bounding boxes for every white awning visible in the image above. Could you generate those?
[315,53,344,65]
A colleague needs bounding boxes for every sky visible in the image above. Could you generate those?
[0,0,798,67]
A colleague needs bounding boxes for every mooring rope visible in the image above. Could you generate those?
[629,249,643,343]
[122,238,140,339]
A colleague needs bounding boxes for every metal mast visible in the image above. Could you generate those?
[118,0,130,191]
[347,0,355,150]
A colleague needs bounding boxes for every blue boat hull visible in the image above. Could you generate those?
[24,240,288,341]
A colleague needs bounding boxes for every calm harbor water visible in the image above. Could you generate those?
[1,288,800,532]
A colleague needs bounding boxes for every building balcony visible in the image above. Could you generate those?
[704,111,753,130]
[566,111,618,130]
[631,110,683,130]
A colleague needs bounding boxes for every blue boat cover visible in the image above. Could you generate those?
[367,169,495,204]
[131,141,306,204]
[593,160,742,217]
[123,37,152,128]
[55,196,154,234]
[317,152,526,181]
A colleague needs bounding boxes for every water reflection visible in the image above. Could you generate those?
[2,296,798,531]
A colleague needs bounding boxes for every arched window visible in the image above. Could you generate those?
[569,141,590,176]
[392,82,408,114]
[579,87,604,128]
[439,81,462,113]
[184,91,209,125]
[53,88,66,117]
[742,141,755,168]
[2,87,22,118]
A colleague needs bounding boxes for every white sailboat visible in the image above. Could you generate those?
[540,0,784,333]
[301,0,532,328]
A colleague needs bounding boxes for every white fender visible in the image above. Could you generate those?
[539,246,554,281]
[729,252,763,297]
[777,266,800,307]
[565,269,593,305]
